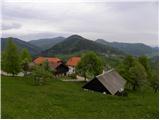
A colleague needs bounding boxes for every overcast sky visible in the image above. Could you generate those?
[1,0,159,46]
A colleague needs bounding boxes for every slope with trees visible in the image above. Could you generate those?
[116,55,158,93]
[29,37,65,50]
[96,39,158,56]
[41,35,125,57]
[1,37,42,56]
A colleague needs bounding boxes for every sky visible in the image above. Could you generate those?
[1,0,159,46]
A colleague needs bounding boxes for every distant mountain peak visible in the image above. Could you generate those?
[40,35,124,56]
[67,34,84,39]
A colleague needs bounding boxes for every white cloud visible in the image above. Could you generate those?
[1,0,158,46]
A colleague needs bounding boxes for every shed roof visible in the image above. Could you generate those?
[50,62,62,69]
[83,69,126,95]
[66,57,81,67]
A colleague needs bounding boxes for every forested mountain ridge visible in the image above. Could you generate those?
[40,35,125,57]
[29,37,65,50]
[1,36,158,57]
[1,37,42,55]
[96,39,158,56]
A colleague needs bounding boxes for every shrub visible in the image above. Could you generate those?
[32,65,53,85]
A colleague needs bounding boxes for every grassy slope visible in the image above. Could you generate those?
[1,76,159,119]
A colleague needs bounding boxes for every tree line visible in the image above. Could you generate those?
[116,55,158,93]
[76,52,158,93]
[1,38,53,85]
[2,38,32,76]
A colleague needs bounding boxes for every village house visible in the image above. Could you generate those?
[66,57,81,74]
[82,69,126,95]
[33,57,68,75]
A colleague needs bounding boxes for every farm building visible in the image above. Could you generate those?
[66,57,81,74]
[33,57,68,75]
[51,62,69,76]
[33,57,62,65]
[82,69,126,95]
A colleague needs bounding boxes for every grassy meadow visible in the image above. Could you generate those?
[1,76,159,119]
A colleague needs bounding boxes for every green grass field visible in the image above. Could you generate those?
[1,76,159,119]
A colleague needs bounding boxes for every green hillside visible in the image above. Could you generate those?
[1,37,42,56]
[29,37,65,50]
[2,76,158,119]
[41,35,125,57]
[96,39,158,56]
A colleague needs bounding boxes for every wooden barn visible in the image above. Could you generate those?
[82,69,126,95]
[51,62,69,76]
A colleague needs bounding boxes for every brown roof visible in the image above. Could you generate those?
[83,69,126,95]
[50,62,62,69]
[66,57,81,67]
[33,57,61,64]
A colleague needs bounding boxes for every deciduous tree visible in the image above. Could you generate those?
[2,38,21,76]
[117,55,147,91]
[76,51,104,80]
[129,60,147,90]
[32,65,53,85]
[21,48,32,76]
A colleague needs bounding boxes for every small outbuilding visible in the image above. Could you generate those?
[82,69,126,95]
[51,62,69,76]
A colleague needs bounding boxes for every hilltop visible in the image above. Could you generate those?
[41,35,125,56]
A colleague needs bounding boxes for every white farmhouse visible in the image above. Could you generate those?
[66,57,81,75]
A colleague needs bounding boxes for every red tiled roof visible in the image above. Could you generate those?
[33,57,61,64]
[66,57,81,67]
[46,57,61,63]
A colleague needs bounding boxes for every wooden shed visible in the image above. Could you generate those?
[82,69,126,95]
[51,62,69,76]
